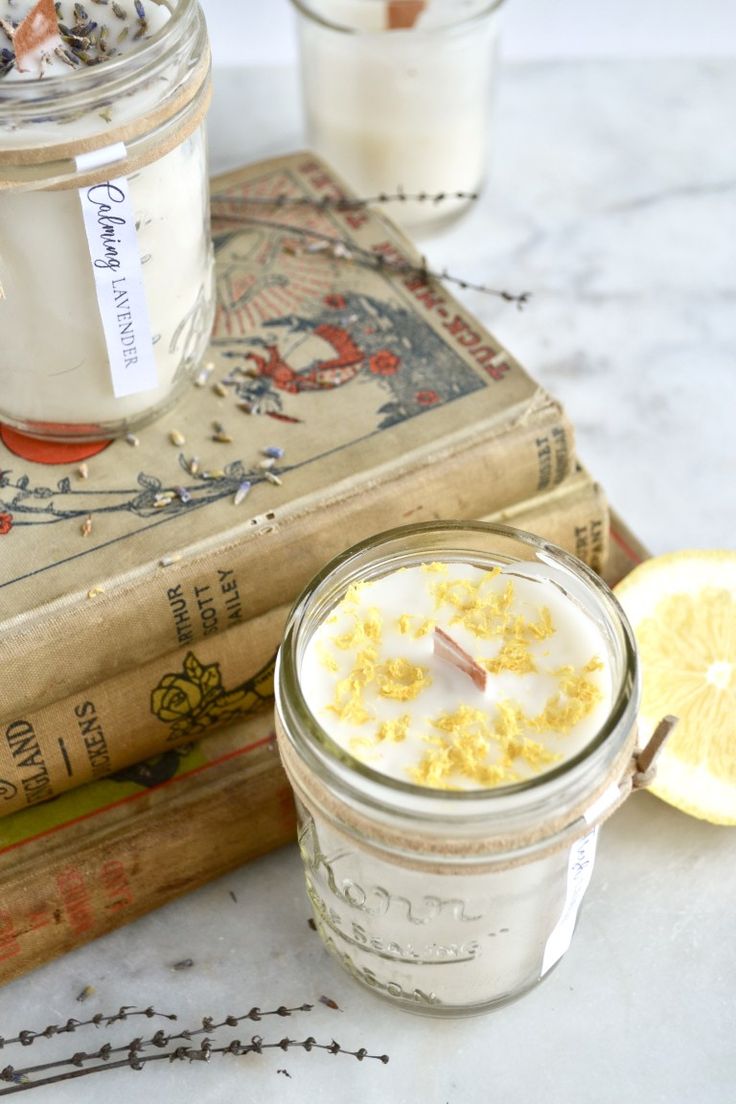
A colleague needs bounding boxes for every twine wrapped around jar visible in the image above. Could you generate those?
[0,47,211,191]
[277,715,675,876]
[274,522,650,1014]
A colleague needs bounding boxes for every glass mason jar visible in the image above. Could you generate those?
[290,0,505,230]
[0,0,214,441]
[275,522,640,1016]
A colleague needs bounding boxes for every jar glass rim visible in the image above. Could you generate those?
[277,520,639,809]
[289,0,506,35]
[0,0,196,104]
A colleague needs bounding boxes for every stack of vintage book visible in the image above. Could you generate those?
[0,153,644,981]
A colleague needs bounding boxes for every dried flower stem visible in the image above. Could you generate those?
[210,207,529,307]
[215,189,479,211]
[0,1007,176,1050]
[4,1005,315,1080]
[0,1035,389,1095]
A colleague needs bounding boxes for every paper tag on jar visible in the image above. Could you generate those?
[541,828,598,976]
[77,170,157,399]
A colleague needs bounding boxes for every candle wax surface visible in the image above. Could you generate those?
[301,562,614,790]
[1,0,171,81]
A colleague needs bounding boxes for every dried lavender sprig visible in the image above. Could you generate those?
[8,1005,315,1078]
[0,1007,176,1051]
[0,1036,389,1095]
[213,189,479,211]
[210,210,530,307]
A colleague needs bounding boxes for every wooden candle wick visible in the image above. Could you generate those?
[387,1,426,30]
[433,627,488,692]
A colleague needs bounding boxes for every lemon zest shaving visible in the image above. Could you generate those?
[407,705,516,789]
[481,639,537,676]
[327,695,373,726]
[376,713,412,743]
[529,656,604,734]
[432,574,516,640]
[342,581,367,607]
[376,657,432,701]
[333,607,383,651]
[316,640,339,673]
[327,646,378,725]
[397,613,435,638]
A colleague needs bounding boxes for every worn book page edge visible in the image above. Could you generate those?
[2,393,566,639]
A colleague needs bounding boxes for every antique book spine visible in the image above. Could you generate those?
[0,513,645,984]
[0,711,296,985]
[3,402,573,721]
[2,149,577,722]
[0,471,607,818]
[488,465,609,575]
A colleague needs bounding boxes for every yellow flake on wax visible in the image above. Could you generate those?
[525,606,555,640]
[343,581,368,607]
[421,561,449,573]
[408,743,456,788]
[397,614,435,638]
[327,695,373,726]
[316,640,339,672]
[405,698,560,789]
[432,704,493,740]
[376,657,432,701]
[339,648,377,692]
[506,606,554,642]
[481,639,537,676]
[517,738,559,769]
[376,713,412,743]
[333,606,383,651]
[432,577,485,615]
[407,704,517,788]
[493,699,526,746]
[529,655,604,734]
[328,647,378,725]
[433,574,516,640]
[329,699,371,725]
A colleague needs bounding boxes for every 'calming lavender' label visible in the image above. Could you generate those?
[78,172,157,398]
[541,828,598,976]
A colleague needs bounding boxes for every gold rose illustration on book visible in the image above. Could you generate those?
[151,651,275,741]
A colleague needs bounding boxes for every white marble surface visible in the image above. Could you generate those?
[208,59,736,553]
[1,60,735,1101]
[201,0,736,65]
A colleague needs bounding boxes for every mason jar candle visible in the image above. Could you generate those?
[276,523,641,1016]
[290,0,505,230]
[0,0,214,440]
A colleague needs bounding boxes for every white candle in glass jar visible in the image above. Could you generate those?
[292,0,504,229]
[0,0,214,439]
[301,561,614,788]
[276,525,640,1015]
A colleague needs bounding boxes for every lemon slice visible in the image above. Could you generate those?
[615,550,736,825]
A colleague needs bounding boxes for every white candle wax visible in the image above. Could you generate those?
[295,0,501,229]
[0,0,213,436]
[1,0,171,83]
[301,561,613,788]
[278,527,638,1013]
